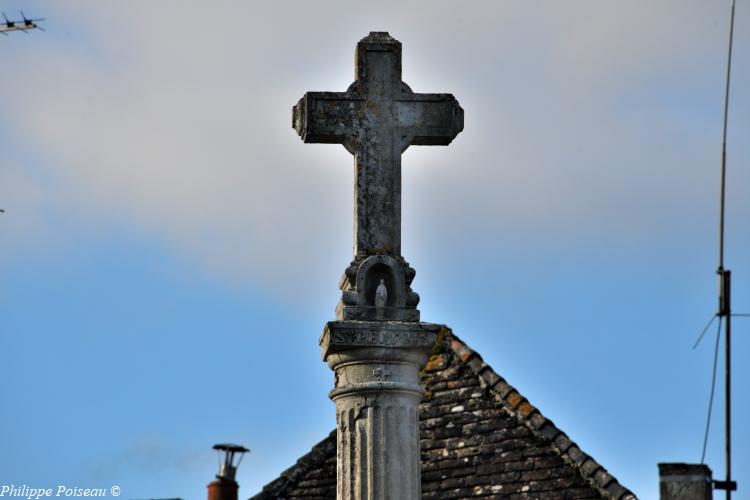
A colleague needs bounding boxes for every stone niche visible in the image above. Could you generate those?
[336,255,420,322]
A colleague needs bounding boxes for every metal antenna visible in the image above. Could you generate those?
[0,11,45,35]
[714,0,737,497]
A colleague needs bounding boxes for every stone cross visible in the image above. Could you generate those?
[293,32,462,500]
[293,32,463,257]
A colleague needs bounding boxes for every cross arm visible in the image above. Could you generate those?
[292,91,363,145]
[398,93,464,147]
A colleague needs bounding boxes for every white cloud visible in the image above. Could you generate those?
[1,0,746,298]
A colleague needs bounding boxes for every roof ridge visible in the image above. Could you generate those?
[248,429,336,500]
[443,329,637,500]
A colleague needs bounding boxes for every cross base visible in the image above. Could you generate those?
[336,255,420,322]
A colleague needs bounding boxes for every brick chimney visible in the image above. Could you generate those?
[659,463,713,500]
[207,444,248,500]
[207,479,237,500]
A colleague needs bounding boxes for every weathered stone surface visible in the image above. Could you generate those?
[293,32,463,258]
[293,32,463,323]
[336,255,421,322]
[321,320,438,500]
[320,320,439,359]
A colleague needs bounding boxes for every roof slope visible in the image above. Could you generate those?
[251,329,636,499]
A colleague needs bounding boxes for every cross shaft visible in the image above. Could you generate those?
[293,32,463,257]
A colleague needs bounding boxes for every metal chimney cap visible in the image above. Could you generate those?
[213,444,249,453]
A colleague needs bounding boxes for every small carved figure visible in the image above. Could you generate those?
[375,278,388,318]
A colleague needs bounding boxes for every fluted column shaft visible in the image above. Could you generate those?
[320,321,438,500]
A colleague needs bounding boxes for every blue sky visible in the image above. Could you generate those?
[1,1,749,499]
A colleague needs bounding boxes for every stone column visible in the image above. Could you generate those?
[320,320,438,500]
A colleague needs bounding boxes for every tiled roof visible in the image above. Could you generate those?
[251,328,636,499]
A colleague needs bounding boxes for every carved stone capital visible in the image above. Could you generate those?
[320,320,438,360]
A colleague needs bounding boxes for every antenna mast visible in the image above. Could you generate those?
[716,0,737,498]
